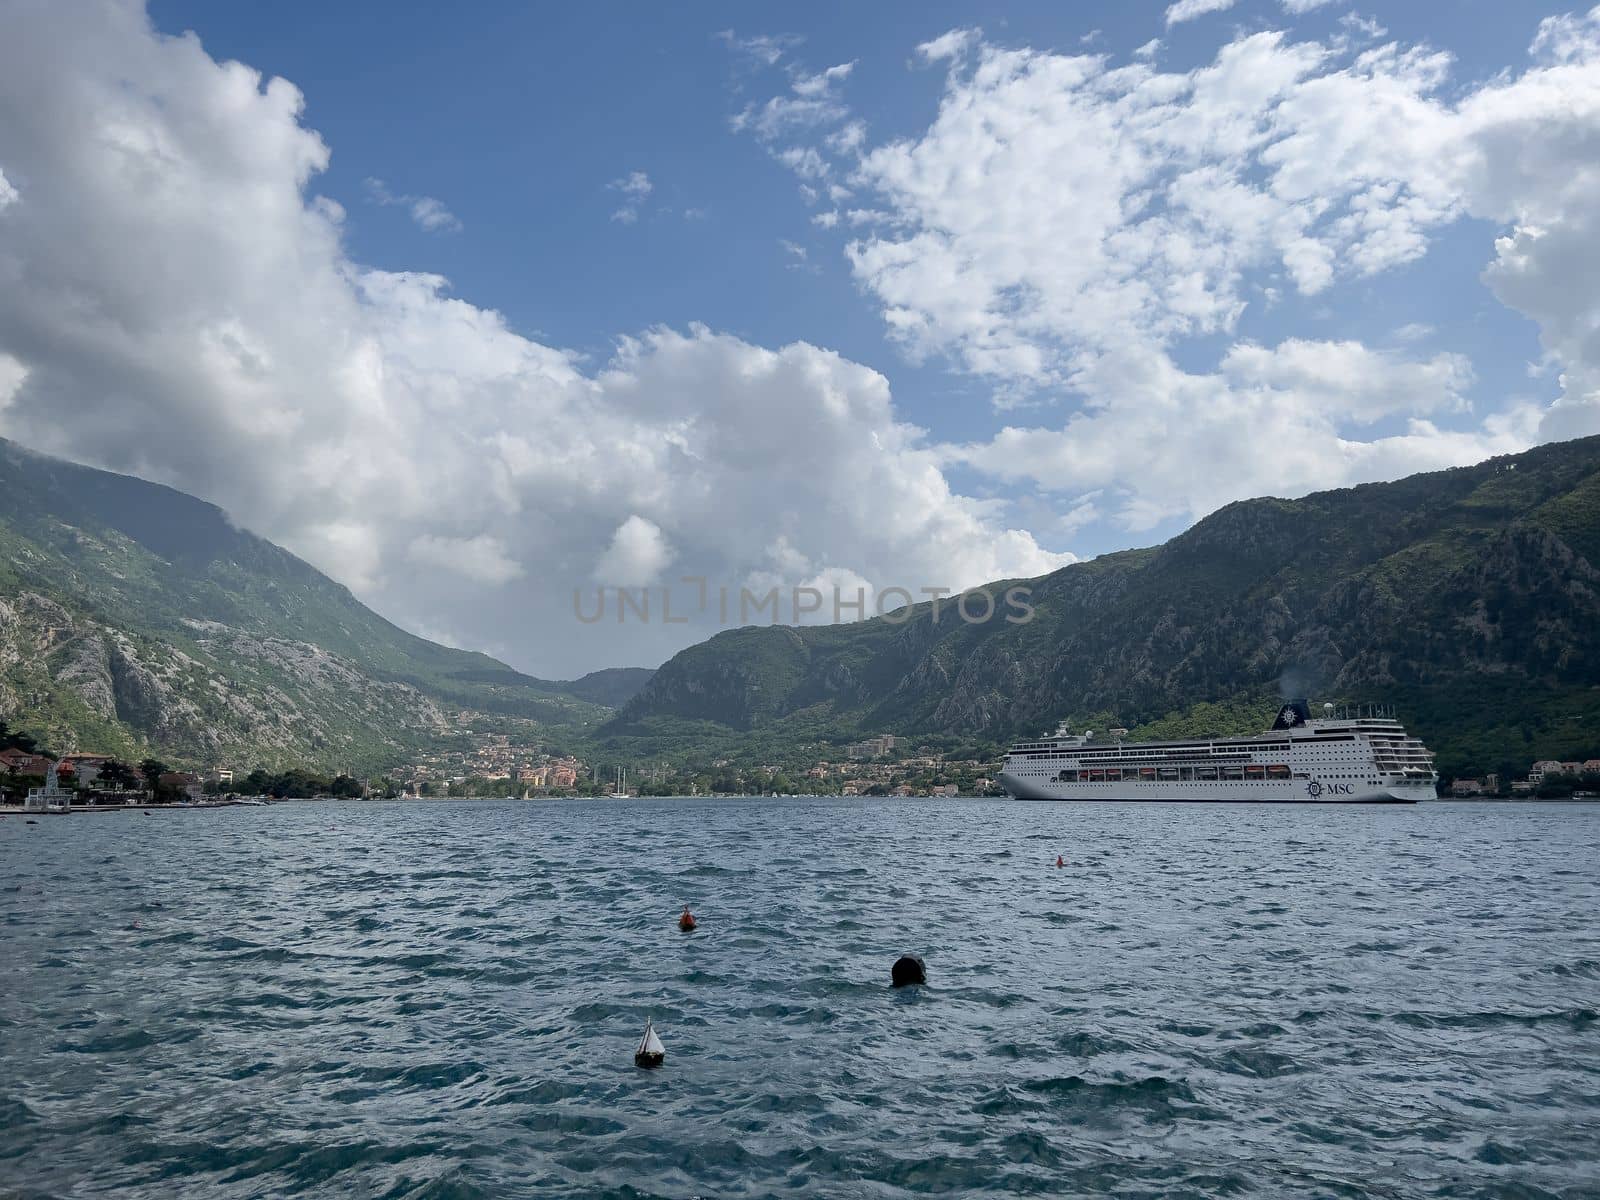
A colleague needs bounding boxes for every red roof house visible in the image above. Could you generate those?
[0,749,53,776]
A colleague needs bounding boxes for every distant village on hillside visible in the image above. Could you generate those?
[0,719,990,806]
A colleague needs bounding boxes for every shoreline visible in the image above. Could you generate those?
[0,800,252,816]
[8,795,1598,816]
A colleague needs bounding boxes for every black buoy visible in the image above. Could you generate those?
[891,955,926,988]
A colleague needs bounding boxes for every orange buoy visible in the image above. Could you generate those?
[678,905,696,932]
[1055,855,1064,868]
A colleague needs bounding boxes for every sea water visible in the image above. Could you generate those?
[3,798,1597,1197]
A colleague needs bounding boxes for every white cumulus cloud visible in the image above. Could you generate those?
[842,12,1600,440]
[608,169,653,223]
[0,0,1067,675]
[1167,0,1238,27]
[954,342,1535,530]
[594,515,674,586]
[722,12,1600,538]
[364,176,461,233]
[918,29,981,63]
[408,534,525,585]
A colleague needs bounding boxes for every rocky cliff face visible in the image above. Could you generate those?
[615,436,1600,773]
[0,588,448,766]
[0,438,628,770]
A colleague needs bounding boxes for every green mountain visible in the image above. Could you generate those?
[560,667,660,709]
[9,433,1597,781]
[0,438,651,772]
[608,435,1600,778]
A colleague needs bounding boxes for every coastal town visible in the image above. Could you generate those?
[1446,759,1600,798]
[2,714,1597,808]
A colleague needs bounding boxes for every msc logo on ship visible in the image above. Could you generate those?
[1307,781,1323,798]
[1310,781,1355,797]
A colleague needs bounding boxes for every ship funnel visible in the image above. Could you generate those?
[1270,699,1312,730]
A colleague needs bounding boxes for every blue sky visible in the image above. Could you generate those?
[144,0,1564,548]
[3,1,1598,673]
[143,0,1557,456]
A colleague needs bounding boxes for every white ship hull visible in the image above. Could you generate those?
[997,775,1431,804]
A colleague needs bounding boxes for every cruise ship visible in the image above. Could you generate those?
[998,700,1437,803]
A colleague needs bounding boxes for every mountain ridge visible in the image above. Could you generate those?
[5,433,1598,779]
[607,435,1600,776]
[0,438,653,770]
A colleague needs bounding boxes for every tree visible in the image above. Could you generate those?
[0,721,41,754]
[1536,771,1577,799]
[98,760,139,791]
[271,768,328,798]
[138,759,168,791]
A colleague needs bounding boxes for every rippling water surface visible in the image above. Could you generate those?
[3,798,1598,1198]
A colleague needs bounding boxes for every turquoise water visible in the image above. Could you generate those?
[3,798,1598,1198]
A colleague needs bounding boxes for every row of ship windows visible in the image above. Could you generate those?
[1033,766,1391,784]
[1018,744,1292,758]
[1012,732,1385,754]
[1014,743,1418,759]
[1017,753,1373,765]
[1017,748,1420,764]
[1051,764,1298,782]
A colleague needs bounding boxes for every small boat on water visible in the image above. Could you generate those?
[635,1019,665,1068]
